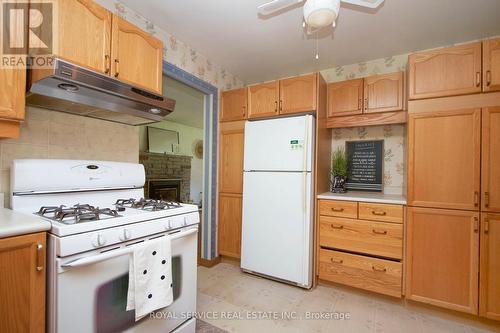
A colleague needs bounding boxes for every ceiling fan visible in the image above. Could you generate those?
[258,0,385,33]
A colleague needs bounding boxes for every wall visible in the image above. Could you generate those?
[0,107,139,207]
[322,54,409,195]
[95,0,244,91]
[139,121,204,204]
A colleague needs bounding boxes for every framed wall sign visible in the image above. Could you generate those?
[346,140,383,191]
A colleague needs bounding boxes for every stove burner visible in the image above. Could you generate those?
[36,204,120,224]
[115,198,182,211]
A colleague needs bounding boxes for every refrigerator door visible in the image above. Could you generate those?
[241,171,313,288]
[244,115,314,172]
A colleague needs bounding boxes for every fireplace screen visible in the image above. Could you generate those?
[147,179,182,202]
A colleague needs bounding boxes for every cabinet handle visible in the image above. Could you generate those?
[365,98,368,110]
[274,101,278,112]
[474,191,479,207]
[372,210,386,216]
[476,72,481,87]
[473,217,479,233]
[114,59,120,78]
[331,207,344,212]
[484,219,489,234]
[279,100,283,111]
[372,229,388,235]
[36,244,44,272]
[331,258,343,264]
[486,70,491,87]
[104,55,110,74]
[330,224,344,230]
[358,98,362,111]
[372,265,387,273]
[485,192,490,208]
[242,106,246,117]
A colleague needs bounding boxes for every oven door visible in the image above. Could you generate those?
[53,227,197,333]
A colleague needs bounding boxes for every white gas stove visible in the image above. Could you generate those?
[11,159,199,333]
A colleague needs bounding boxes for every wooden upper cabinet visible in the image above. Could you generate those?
[408,42,482,100]
[221,88,247,122]
[111,15,163,94]
[364,72,404,113]
[480,213,500,321]
[483,38,500,92]
[248,81,279,119]
[0,233,46,333]
[56,0,112,74]
[408,109,481,210]
[279,73,317,114]
[327,78,363,117]
[219,126,245,194]
[406,207,479,315]
[482,107,500,213]
[0,68,26,122]
[218,193,243,258]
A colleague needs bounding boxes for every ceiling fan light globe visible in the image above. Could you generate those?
[303,0,340,29]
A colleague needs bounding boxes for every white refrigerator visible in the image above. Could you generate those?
[241,115,315,288]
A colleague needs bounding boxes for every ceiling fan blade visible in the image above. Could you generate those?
[340,0,384,9]
[257,0,305,16]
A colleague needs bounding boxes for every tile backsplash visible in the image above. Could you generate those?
[0,107,139,208]
[331,125,406,196]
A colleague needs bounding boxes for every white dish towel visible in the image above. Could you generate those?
[126,236,173,321]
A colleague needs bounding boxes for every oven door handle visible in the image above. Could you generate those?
[61,228,198,269]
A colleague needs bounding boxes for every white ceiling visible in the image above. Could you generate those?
[121,0,500,84]
[162,77,204,129]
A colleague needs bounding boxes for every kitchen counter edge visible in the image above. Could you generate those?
[317,192,407,205]
[0,207,51,239]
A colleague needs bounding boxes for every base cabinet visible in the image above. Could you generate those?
[406,207,479,314]
[479,213,500,321]
[0,232,46,333]
[218,194,243,258]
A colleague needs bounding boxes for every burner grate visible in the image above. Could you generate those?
[36,204,120,224]
[115,198,182,211]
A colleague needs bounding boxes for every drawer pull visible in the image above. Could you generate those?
[330,224,344,230]
[372,210,386,216]
[372,229,388,235]
[330,258,343,264]
[331,207,344,212]
[372,265,387,273]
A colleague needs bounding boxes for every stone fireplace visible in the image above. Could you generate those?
[139,152,192,203]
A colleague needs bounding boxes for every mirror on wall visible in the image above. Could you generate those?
[147,126,180,154]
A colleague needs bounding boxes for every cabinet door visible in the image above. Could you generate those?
[0,233,46,333]
[408,42,482,100]
[248,81,279,119]
[219,125,244,194]
[111,15,163,94]
[364,72,404,113]
[56,0,112,74]
[480,214,500,320]
[0,68,25,122]
[406,207,479,314]
[327,78,363,117]
[482,107,500,212]
[221,88,247,122]
[279,73,317,114]
[218,193,243,258]
[408,109,481,210]
[483,38,500,92]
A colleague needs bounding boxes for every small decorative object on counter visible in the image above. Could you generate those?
[331,147,348,193]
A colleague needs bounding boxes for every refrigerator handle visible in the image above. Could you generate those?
[303,116,309,213]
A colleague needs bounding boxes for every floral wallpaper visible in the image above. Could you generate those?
[95,0,244,91]
[324,54,409,196]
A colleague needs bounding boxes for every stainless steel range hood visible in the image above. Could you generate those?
[26,58,176,126]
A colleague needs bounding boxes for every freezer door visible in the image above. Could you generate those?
[241,171,313,287]
[244,115,314,172]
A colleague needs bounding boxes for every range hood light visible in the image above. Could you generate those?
[58,83,79,92]
[149,108,162,114]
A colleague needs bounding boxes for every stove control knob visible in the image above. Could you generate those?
[120,229,131,241]
[92,234,106,247]
[183,216,188,226]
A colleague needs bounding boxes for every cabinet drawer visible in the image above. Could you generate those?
[320,216,403,259]
[319,200,357,218]
[359,202,403,223]
[319,249,402,298]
